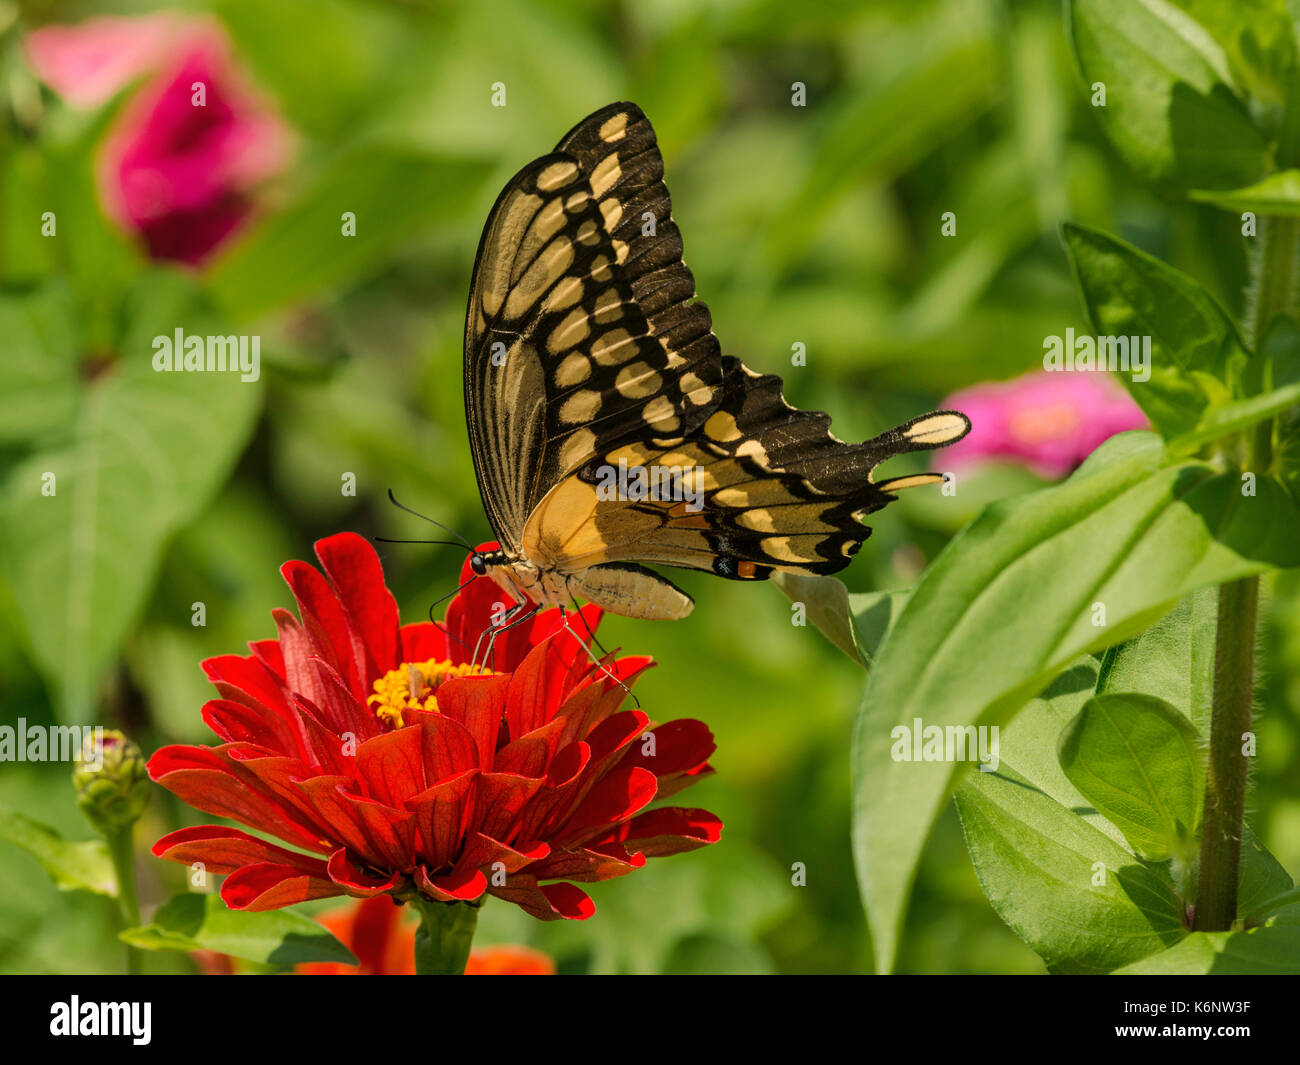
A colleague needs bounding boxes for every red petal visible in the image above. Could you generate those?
[435,673,510,769]
[315,533,402,689]
[406,768,478,869]
[415,864,487,902]
[618,719,716,780]
[326,848,403,896]
[152,825,329,876]
[598,806,723,856]
[473,772,545,841]
[222,861,343,910]
[400,620,447,663]
[489,875,594,920]
[553,766,658,846]
[281,558,365,699]
[524,844,645,883]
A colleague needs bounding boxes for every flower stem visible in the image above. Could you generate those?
[410,897,480,974]
[106,827,143,975]
[1193,576,1258,931]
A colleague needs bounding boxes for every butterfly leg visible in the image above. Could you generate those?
[475,599,542,672]
[557,605,640,710]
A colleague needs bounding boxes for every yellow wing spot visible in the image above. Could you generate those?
[607,443,657,467]
[611,238,629,264]
[591,328,636,366]
[547,306,591,354]
[542,274,584,313]
[687,384,715,406]
[590,153,622,198]
[599,112,629,143]
[559,389,602,424]
[737,509,778,533]
[537,160,579,191]
[642,394,680,433]
[736,561,759,579]
[664,351,686,368]
[875,473,944,492]
[593,288,623,324]
[565,189,590,211]
[904,413,970,446]
[576,219,600,246]
[615,361,662,399]
[761,535,820,563]
[705,411,742,442]
[590,254,612,282]
[735,438,771,465]
[599,198,623,231]
[714,478,812,506]
[505,238,575,319]
[554,352,591,388]
[558,428,597,471]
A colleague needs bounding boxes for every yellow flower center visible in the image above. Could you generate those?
[367,659,491,729]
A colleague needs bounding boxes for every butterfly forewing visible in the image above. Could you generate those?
[464,102,724,552]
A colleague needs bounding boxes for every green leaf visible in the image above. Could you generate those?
[1096,586,1218,734]
[772,574,909,667]
[206,148,492,320]
[0,809,116,897]
[120,893,356,967]
[1058,694,1204,860]
[956,770,1186,973]
[1189,169,1300,214]
[1062,221,1250,438]
[852,432,1300,972]
[0,272,262,722]
[1067,0,1271,189]
[1114,924,1300,973]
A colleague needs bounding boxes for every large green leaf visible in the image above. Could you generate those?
[956,769,1185,973]
[1058,694,1204,861]
[1067,0,1271,189]
[120,893,356,967]
[0,809,115,897]
[853,432,1300,972]
[1114,924,1300,973]
[0,273,262,722]
[1062,222,1250,438]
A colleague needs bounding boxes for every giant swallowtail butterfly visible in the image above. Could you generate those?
[463,102,970,622]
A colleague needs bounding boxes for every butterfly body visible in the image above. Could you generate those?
[463,102,971,621]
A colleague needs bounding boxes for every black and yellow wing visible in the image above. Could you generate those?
[464,101,970,594]
[464,101,723,554]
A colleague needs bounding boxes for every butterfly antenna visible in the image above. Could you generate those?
[385,489,475,551]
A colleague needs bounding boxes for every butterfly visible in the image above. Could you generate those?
[462,101,970,624]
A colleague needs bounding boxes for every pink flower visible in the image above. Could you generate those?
[940,371,1148,478]
[25,14,291,265]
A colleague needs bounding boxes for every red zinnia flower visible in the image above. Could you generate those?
[148,533,720,921]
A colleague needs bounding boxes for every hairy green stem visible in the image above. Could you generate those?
[106,828,142,975]
[1194,578,1258,931]
[410,897,480,974]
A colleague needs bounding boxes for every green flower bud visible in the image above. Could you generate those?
[72,729,150,834]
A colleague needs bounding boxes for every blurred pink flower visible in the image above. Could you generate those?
[940,371,1148,478]
[25,14,291,265]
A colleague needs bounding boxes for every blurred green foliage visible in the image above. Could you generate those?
[0,0,1296,974]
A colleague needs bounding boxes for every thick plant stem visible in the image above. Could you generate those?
[410,897,480,974]
[106,828,143,975]
[1193,577,1258,931]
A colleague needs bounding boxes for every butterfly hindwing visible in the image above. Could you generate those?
[464,102,723,553]
[519,355,970,579]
